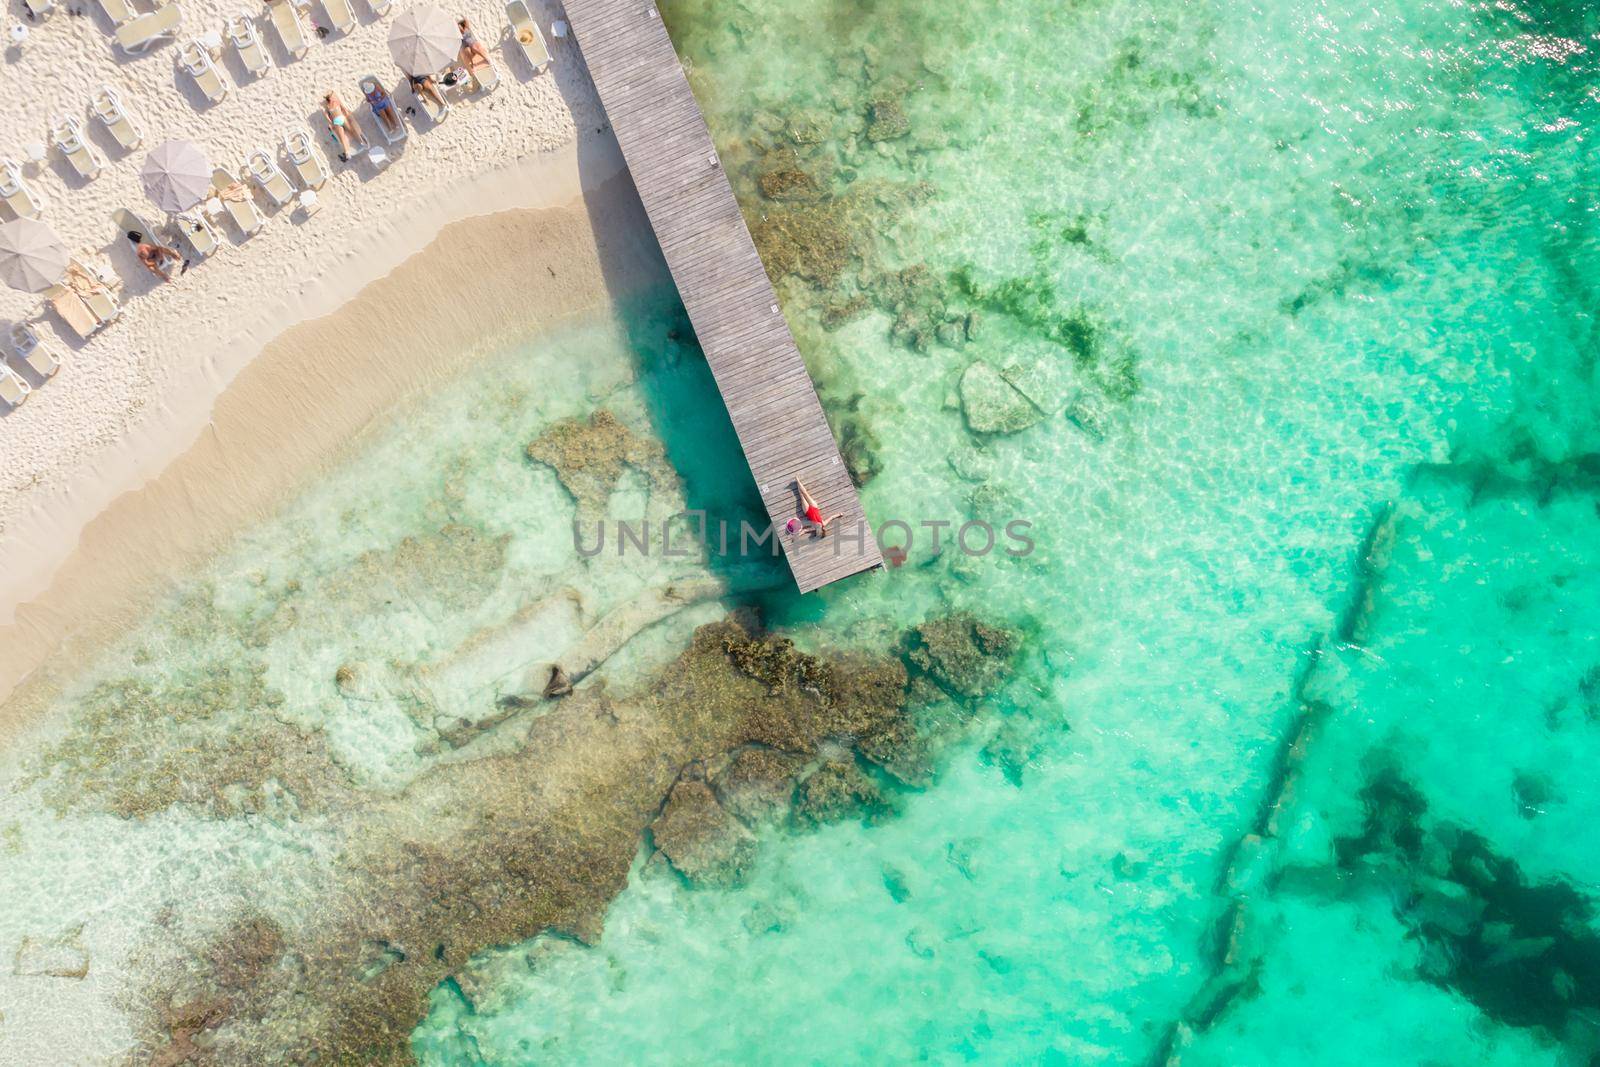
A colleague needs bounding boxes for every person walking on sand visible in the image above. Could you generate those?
[793,477,843,537]
[322,91,368,161]
[126,231,183,282]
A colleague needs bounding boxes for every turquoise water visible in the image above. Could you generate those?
[1,0,1595,1061]
[411,0,1600,1062]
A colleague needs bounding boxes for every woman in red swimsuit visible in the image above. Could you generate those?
[793,477,843,537]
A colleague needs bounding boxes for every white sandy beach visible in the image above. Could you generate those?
[0,0,668,713]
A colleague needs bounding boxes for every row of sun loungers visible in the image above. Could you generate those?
[6,4,558,384]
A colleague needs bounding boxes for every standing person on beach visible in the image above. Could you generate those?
[321,91,368,161]
[792,477,843,537]
[126,232,184,282]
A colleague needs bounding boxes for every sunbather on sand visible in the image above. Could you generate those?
[126,231,183,282]
[407,72,449,114]
[458,17,491,70]
[362,78,403,137]
[322,91,368,160]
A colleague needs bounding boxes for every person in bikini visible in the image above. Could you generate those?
[792,477,844,537]
[457,17,490,70]
[126,231,183,282]
[322,91,368,161]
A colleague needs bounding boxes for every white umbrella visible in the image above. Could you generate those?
[388,5,459,76]
[141,140,213,213]
[0,217,69,293]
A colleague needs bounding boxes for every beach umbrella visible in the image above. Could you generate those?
[141,140,213,213]
[0,217,69,292]
[388,5,458,75]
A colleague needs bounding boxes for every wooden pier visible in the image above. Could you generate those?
[562,0,883,594]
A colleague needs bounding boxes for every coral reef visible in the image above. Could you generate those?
[122,611,1019,1063]
[907,612,1020,698]
[959,361,1044,435]
[526,410,679,520]
[31,664,347,821]
[650,779,758,887]
[794,759,888,827]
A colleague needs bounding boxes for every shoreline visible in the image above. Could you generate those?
[0,137,670,730]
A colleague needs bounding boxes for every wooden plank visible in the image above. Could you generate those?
[564,0,882,593]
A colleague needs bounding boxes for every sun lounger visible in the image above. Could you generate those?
[469,57,499,94]
[74,263,120,326]
[505,0,549,73]
[283,128,331,187]
[114,1,181,54]
[49,116,103,182]
[318,0,355,35]
[211,168,265,235]
[245,149,296,207]
[2,159,43,220]
[408,79,450,123]
[0,363,29,407]
[226,13,271,77]
[266,0,308,60]
[367,0,390,14]
[172,211,221,259]
[179,39,229,105]
[10,323,60,378]
[46,260,120,339]
[113,206,163,246]
[98,0,134,24]
[90,85,144,152]
[23,0,55,20]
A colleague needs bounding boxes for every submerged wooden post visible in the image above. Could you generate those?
[562,0,883,593]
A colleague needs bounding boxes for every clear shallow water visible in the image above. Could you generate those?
[410,0,1600,1062]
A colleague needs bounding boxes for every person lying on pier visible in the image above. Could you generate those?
[126,231,184,282]
[457,17,491,71]
[792,477,844,538]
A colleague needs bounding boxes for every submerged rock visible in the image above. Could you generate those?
[794,759,888,827]
[650,780,757,887]
[542,666,573,699]
[526,409,678,520]
[866,97,910,141]
[958,361,1043,435]
[839,416,883,487]
[758,166,824,202]
[711,747,802,825]
[13,927,89,979]
[909,613,1020,698]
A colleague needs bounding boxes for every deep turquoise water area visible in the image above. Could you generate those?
[411,0,1600,1062]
